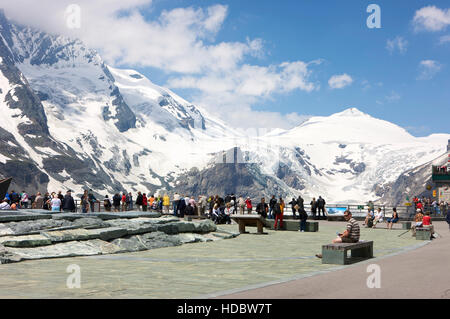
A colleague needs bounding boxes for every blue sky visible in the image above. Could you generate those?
[6,0,449,136]
[133,0,450,136]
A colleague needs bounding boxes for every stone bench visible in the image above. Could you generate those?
[416,226,432,240]
[322,241,373,265]
[230,215,267,235]
[264,220,318,232]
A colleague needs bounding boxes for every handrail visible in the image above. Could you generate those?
[20,198,449,217]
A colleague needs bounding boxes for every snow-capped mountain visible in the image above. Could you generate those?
[0,10,448,203]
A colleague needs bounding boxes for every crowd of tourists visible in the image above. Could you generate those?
[412,196,448,215]
[0,189,326,229]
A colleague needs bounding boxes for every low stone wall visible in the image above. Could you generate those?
[0,212,239,264]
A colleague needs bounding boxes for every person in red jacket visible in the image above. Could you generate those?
[142,193,148,211]
[416,201,423,211]
[422,211,435,238]
[245,197,252,214]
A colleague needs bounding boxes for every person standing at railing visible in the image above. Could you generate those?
[81,191,90,213]
[88,190,98,213]
[310,197,317,220]
[238,196,245,214]
[103,195,112,212]
[245,197,252,214]
[317,196,326,219]
[142,193,148,211]
[289,198,298,219]
[296,195,304,220]
[268,195,276,219]
[172,193,180,216]
[298,205,308,232]
[273,199,283,230]
[256,197,268,218]
[135,192,143,211]
[112,193,121,212]
[163,194,170,214]
[62,191,76,213]
[34,192,44,209]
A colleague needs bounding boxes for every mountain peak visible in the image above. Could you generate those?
[333,107,368,117]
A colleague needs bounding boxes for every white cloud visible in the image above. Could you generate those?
[440,35,450,44]
[417,60,442,80]
[386,36,408,54]
[328,74,353,89]
[385,91,401,102]
[1,1,321,129]
[413,6,450,32]
[167,60,321,129]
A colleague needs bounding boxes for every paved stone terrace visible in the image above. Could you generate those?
[0,220,426,298]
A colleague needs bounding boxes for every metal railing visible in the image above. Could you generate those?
[19,198,450,219]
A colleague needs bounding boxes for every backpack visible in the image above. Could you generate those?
[273,203,281,215]
[125,195,130,204]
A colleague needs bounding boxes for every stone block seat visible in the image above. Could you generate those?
[321,241,373,265]
[416,226,432,240]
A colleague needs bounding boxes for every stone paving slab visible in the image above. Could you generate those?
[0,221,427,298]
[0,234,52,247]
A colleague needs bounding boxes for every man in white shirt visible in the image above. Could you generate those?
[372,207,384,228]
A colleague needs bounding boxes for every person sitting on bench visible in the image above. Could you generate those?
[316,210,360,258]
[422,211,435,238]
[386,207,399,230]
[411,209,424,237]
[372,207,384,228]
[363,208,375,228]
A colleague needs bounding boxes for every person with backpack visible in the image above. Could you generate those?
[62,191,76,212]
[256,198,268,218]
[112,193,121,212]
[273,199,283,230]
[317,196,326,219]
[135,192,143,211]
[298,204,308,232]
[88,190,98,213]
[268,195,276,219]
[103,195,112,212]
[177,195,186,218]
[185,202,194,216]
